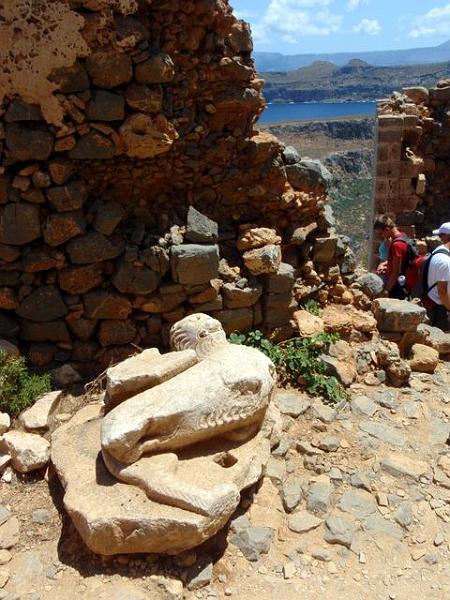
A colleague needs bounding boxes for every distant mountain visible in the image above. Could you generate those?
[262,60,450,103]
[254,40,450,72]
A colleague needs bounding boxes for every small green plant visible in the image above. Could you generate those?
[229,330,282,365]
[0,351,51,417]
[229,330,348,405]
[302,299,322,317]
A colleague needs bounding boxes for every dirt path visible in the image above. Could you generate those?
[0,363,449,600]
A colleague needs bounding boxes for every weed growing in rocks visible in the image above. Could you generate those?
[301,299,322,317]
[0,351,51,417]
[229,330,348,404]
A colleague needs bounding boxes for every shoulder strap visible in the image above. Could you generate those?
[424,247,450,295]
[432,248,450,258]
[391,235,409,245]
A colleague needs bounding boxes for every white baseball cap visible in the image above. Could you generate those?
[433,222,450,235]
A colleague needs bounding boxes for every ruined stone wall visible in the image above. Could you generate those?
[0,0,355,374]
[374,81,450,239]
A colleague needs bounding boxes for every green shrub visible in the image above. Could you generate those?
[229,330,348,405]
[0,351,52,417]
[301,299,322,317]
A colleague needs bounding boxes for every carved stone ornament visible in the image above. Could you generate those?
[51,314,276,555]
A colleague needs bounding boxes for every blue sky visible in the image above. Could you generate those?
[231,1,450,54]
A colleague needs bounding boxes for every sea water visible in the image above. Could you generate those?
[259,101,376,124]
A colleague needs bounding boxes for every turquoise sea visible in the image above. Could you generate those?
[259,101,376,124]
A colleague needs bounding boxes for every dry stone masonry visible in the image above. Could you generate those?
[374,81,450,239]
[0,0,356,372]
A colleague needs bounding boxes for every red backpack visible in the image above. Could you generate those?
[388,235,419,290]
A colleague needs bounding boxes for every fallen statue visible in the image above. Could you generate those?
[52,314,276,555]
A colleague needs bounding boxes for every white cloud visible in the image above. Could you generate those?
[347,0,369,11]
[253,0,343,43]
[409,3,450,38]
[353,18,381,35]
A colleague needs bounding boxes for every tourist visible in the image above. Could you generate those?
[424,222,450,331]
[373,215,409,299]
[376,237,390,283]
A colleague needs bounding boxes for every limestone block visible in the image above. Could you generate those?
[415,324,450,355]
[112,260,160,295]
[135,53,175,83]
[98,320,137,347]
[83,290,132,320]
[186,206,218,243]
[289,222,318,245]
[48,157,76,185]
[119,114,178,159]
[0,204,41,245]
[52,404,271,555]
[66,231,124,264]
[1,431,50,473]
[5,100,43,122]
[104,348,198,409]
[17,286,67,322]
[5,123,54,161]
[263,293,296,327]
[261,263,296,293]
[85,91,125,121]
[409,343,439,373]
[20,320,70,343]
[313,236,338,263]
[211,308,253,335]
[243,245,282,275]
[381,453,429,481]
[141,246,170,276]
[19,391,62,431]
[0,415,10,435]
[416,174,426,195]
[171,245,219,285]
[402,87,429,104]
[321,340,357,387]
[58,264,103,295]
[282,146,301,165]
[50,63,90,94]
[43,211,86,247]
[292,310,324,337]
[237,228,281,251]
[68,131,116,160]
[285,159,332,191]
[223,281,262,309]
[46,180,87,212]
[373,299,426,332]
[322,305,353,335]
[357,273,384,299]
[86,51,132,88]
[429,86,450,103]
[125,84,163,113]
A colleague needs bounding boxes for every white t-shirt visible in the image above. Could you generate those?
[427,244,450,305]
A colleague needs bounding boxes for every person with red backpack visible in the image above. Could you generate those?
[373,215,412,300]
[422,222,450,331]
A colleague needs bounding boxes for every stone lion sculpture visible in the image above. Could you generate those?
[101,313,276,517]
[52,313,277,555]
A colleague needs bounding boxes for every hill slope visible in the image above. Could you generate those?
[262,60,450,103]
[255,39,450,71]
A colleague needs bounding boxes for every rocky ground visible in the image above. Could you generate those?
[0,358,449,600]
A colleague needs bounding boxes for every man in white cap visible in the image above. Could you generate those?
[425,222,450,331]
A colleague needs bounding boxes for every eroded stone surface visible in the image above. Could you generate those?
[53,314,275,555]
[1,431,50,473]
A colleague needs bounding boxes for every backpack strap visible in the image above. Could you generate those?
[425,247,450,295]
